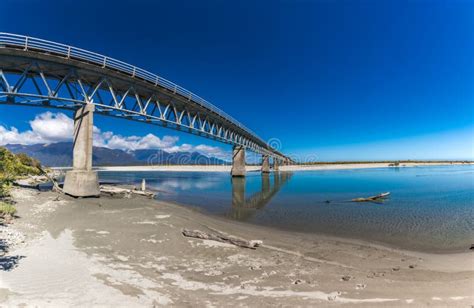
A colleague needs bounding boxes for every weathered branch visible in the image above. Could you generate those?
[100,185,156,198]
[38,166,63,193]
[352,192,390,202]
[182,228,262,249]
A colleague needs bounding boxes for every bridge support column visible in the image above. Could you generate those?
[273,158,280,172]
[231,145,246,177]
[63,104,100,197]
[261,155,270,173]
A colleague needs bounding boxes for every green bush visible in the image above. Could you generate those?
[0,147,42,197]
[0,202,16,216]
[0,147,41,179]
[16,153,42,169]
[0,180,11,198]
[0,147,17,180]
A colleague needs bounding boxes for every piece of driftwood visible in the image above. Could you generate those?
[100,185,132,198]
[38,166,63,193]
[132,189,156,198]
[182,228,262,249]
[15,174,50,188]
[100,185,156,198]
[352,192,390,202]
[14,178,39,188]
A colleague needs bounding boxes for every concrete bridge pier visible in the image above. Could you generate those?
[273,158,280,172]
[231,145,246,177]
[261,155,270,173]
[63,103,100,197]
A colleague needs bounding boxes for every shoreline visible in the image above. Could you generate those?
[174,199,473,256]
[51,161,473,172]
[87,162,473,255]
[51,162,473,255]
[0,187,472,306]
[162,194,473,257]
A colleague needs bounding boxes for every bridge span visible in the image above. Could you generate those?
[0,33,292,197]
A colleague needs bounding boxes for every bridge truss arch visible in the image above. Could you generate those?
[0,33,289,161]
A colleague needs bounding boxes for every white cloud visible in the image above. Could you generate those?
[0,126,39,145]
[166,143,194,153]
[195,144,224,156]
[29,112,74,142]
[0,112,73,145]
[0,111,230,159]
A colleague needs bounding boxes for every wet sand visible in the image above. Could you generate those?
[0,187,473,306]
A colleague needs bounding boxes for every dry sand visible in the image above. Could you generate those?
[0,187,473,307]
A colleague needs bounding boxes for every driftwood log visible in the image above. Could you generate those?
[100,185,132,198]
[352,192,390,202]
[38,167,63,193]
[132,189,156,198]
[182,228,262,249]
[100,185,156,198]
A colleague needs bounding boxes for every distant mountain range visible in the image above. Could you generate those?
[5,142,229,167]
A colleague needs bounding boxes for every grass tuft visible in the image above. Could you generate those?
[0,202,16,216]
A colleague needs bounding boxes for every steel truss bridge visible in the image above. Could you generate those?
[0,32,290,162]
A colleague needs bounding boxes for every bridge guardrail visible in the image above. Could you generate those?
[0,32,270,148]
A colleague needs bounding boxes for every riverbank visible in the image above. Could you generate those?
[0,187,472,306]
[87,162,473,172]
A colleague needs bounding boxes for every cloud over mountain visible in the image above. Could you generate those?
[0,112,229,159]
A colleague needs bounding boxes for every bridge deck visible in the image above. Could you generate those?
[0,32,289,160]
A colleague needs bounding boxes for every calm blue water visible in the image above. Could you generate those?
[99,165,474,252]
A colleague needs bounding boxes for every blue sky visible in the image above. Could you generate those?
[1,0,473,161]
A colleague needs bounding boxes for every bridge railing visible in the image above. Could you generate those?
[0,32,268,146]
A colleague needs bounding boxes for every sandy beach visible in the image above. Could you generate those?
[1,1,473,307]
[0,186,472,307]
[90,162,473,173]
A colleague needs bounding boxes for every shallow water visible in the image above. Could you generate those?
[99,165,474,252]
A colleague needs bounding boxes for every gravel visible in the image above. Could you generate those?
[0,224,26,254]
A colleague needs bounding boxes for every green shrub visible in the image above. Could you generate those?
[0,147,42,198]
[0,202,16,216]
[0,147,18,180]
[0,180,11,198]
[16,153,42,169]
[0,147,42,180]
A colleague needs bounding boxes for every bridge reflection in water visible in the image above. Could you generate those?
[228,172,293,220]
